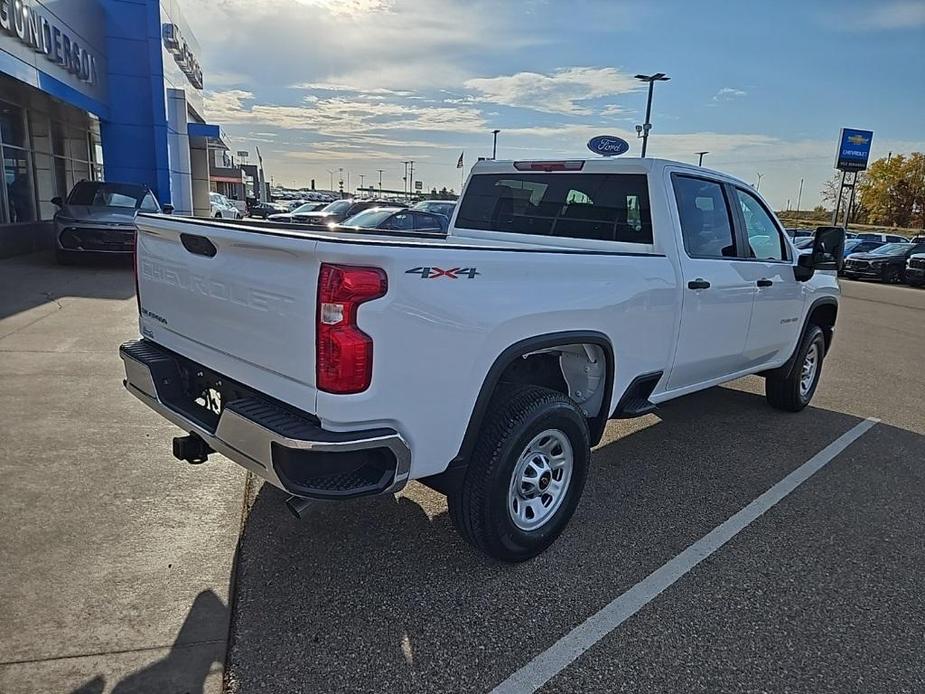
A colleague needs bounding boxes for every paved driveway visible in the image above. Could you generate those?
[0,252,246,694]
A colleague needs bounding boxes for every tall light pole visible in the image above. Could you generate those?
[796,177,804,212]
[755,172,764,191]
[408,160,415,199]
[696,151,709,166]
[377,169,384,196]
[634,72,670,158]
[491,129,501,159]
[338,167,344,197]
[359,174,365,193]
[327,169,336,192]
[402,161,410,196]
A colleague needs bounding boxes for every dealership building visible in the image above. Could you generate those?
[0,0,231,257]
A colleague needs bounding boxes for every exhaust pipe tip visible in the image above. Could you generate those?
[286,495,313,519]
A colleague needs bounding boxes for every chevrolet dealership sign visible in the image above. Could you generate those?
[0,0,99,85]
[835,128,874,172]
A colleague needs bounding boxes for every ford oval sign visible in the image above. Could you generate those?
[587,135,630,157]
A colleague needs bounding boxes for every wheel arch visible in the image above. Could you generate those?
[455,331,614,460]
[762,296,838,380]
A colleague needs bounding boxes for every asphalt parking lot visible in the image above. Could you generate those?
[1,252,923,693]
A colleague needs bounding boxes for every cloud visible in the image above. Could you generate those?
[863,1,925,28]
[465,67,640,115]
[713,87,747,102]
[204,90,486,137]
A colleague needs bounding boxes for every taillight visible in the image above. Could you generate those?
[513,160,584,172]
[316,263,387,394]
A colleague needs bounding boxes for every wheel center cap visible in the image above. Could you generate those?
[539,472,551,491]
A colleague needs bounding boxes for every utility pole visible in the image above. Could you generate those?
[377,169,384,196]
[408,160,415,199]
[402,161,410,197]
[796,177,804,213]
[755,172,763,191]
[634,72,670,157]
[696,151,708,166]
[327,169,335,192]
[491,129,500,159]
[359,174,365,193]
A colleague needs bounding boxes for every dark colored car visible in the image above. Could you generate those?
[411,200,457,220]
[53,181,168,264]
[294,198,387,227]
[248,201,288,218]
[906,254,925,287]
[855,232,908,243]
[836,239,886,275]
[785,227,814,239]
[842,242,925,283]
[337,207,448,233]
[267,201,328,223]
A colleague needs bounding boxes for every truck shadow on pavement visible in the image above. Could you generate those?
[0,251,134,320]
[69,590,227,694]
[224,384,908,693]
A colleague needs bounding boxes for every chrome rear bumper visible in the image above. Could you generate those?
[120,339,411,498]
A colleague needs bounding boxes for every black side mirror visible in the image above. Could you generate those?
[795,226,845,281]
[51,196,62,207]
[162,204,174,214]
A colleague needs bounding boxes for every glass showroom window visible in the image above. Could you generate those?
[0,100,36,224]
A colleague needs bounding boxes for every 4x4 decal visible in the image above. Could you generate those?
[406,267,480,279]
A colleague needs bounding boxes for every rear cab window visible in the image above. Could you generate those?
[455,173,653,244]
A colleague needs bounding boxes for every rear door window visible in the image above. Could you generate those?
[671,175,737,259]
[455,173,652,243]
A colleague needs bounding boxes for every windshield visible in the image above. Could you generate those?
[413,201,455,214]
[67,182,149,208]
[871,243,910,255]
[341,209,397,228]
[292,203,319,213]
[321,199,353,215]
[793,237,815,249]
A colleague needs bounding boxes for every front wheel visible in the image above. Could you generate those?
[882,266,902,283]
[447,386,590,562]
[766,325,826,412]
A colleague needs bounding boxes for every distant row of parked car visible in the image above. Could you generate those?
[788,228,925,287]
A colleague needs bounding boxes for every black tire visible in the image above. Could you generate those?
[766,325,826,412]
[882,266,901,283]
[447,386,590,562]
[55,248,77,265]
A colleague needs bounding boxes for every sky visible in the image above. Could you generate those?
[184,0,925,209]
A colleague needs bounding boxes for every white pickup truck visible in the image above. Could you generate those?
[121,158,844,561]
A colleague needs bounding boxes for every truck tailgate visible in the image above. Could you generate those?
[135,216,320,404]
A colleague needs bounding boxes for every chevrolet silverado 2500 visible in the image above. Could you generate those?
[121,158,844,561]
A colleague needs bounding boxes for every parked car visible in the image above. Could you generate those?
[123,157,843,561]
[338,207,448,233]
[836,239,886,275]
[209,192,241,219]
[855,232,908,243]
[909,235,925,244]
[248,201,288,219]
[785,227,814,239]
[294,198,386,227]
[52,181,168,264]
[411,200,457,220]
[267,202,328,223]
[905,254,925,287]
[842,242,925,283]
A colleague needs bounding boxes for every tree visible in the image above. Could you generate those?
[856,153,925,228]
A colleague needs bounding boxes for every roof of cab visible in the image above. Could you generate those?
[469,157,753,192]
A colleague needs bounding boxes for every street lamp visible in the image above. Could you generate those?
[327,169,336,192]
[755,172,763,191]
[696,151,709,166]
[491,129,501,159]
[634,72,670,157]
[402,161,410,196]
[377,169,384,195]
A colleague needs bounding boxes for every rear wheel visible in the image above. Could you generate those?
[447,386,590,562]
[766,325,825,412]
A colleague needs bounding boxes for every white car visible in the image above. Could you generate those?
[122,157,842,561]
[209,192,241,219]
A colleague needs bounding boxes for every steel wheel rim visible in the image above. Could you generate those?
[800,343,819,398]
[508,429,574,531]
